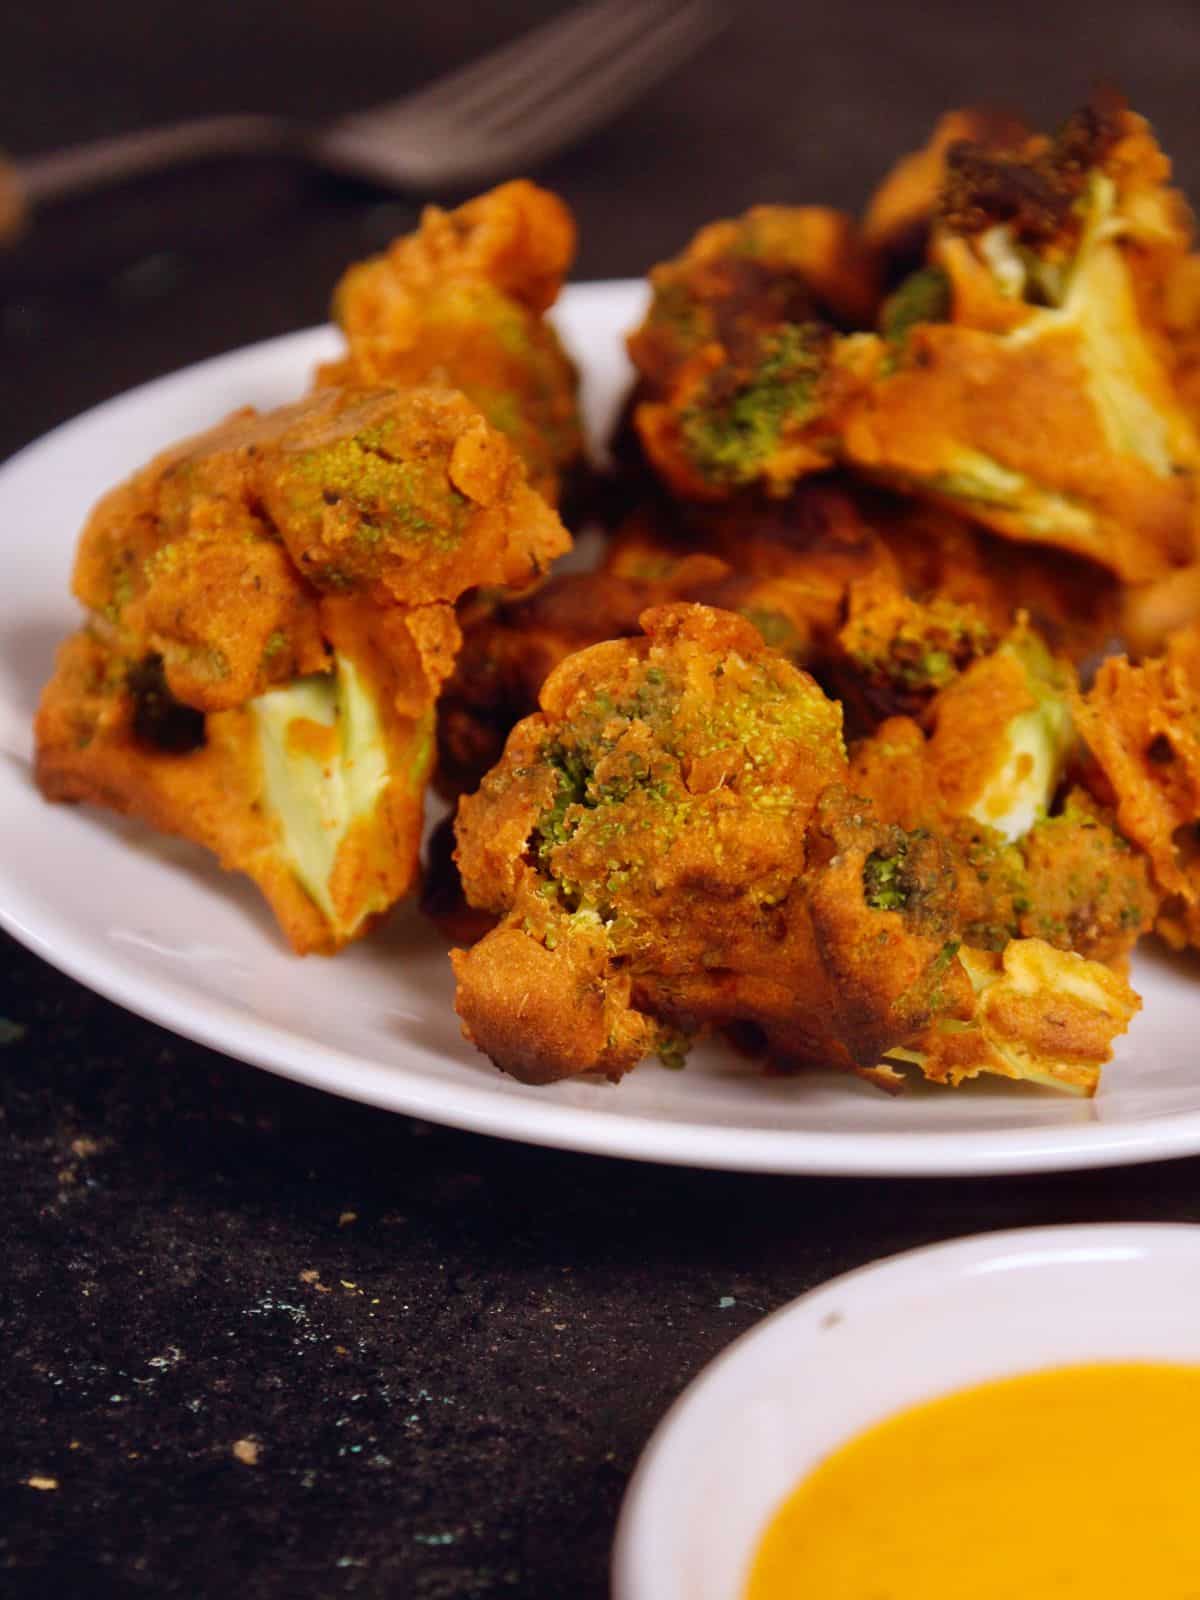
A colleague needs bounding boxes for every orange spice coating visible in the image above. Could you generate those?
[451,604,1024,1087]
[319,180,582,502]
[1075,623,1200,946]
[35,379,567,953]
[35,599,457,954]
[71,383,567,718]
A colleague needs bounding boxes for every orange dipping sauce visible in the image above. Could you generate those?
[746,1362,1200,1598]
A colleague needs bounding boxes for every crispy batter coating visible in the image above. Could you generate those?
[889,940,1139,1095]
[833,569,996,726]
[625,206,880,500]
[843,100,1200,581]
[255,386,569,604]
[1075,623,1200,945]
[452,604,967,1083]
[865,492,1119,666]
[72,384,567,717]
[451,604,1137,1091]
[36,382,567,953]
[435,547,729,798]
[632,322,867,502]
[319,180,582,502]
[626,102,1200,574]
[607,482,1117,719]
[36,599,456,954]
[608,481,896,644]
[848,635,1158,968]
[438,480,921,801]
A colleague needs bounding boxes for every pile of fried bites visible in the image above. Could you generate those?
[36,95,1200,1098]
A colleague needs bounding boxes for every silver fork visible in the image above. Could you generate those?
[0,0,724,238]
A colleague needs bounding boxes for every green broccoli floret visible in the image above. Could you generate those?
[881,266,951,347]
[679,323,829,487]
[963,632,1074,842]
[863,842,910,911]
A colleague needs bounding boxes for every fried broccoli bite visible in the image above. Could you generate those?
[36,598,455,954]
[847,635,1158,968]
[318,180,582,503]
[435,552,728,799]
[450,605,1138,1092]
[452,603,944,1084]
[632,320,870,502]
[36,384,567,953]
[832,569,997,726]
[625,206,880,500]
[883,940,1139,1095]
[843,97,1200,581]
[72,384,567,711]
[1074,623,1200,947]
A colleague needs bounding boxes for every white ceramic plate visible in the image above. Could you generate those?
[3,281,1200,1176]
[612,1222,1200,1600]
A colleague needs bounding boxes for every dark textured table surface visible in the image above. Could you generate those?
[6,5,1200,1595]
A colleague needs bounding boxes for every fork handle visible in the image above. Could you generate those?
[5,114,295,227]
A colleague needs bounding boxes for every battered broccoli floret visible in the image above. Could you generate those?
[451,604,1141,1094]
[320,180,582,503]
[677,324,834,491]
[836,574,996,724]
[883,938,1140,1096]
[626,205,880,500]
[840,97,1200,582]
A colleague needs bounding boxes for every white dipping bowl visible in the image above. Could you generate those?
[612,1223,1200,1600]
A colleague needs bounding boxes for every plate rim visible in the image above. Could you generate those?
[5,296,1200,1179]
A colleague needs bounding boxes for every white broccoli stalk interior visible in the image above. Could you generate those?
[250,652,390,929]
[963,633,1074,843]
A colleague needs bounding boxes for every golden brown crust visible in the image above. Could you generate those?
[320,180,581,502]
[451,917,657,1085]
[35,631,335,953]
[257,387,569,605]
[35,597,456,955]
[451,604,1044,1086]
[71,384,567,721]
[839,323,1195,582]
[1075,626,1200,947]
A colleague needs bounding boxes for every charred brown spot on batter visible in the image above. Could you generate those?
[127,654,206,753]
[939,94,1125,243]
[708,257,821,343]
[940,145,1080,241]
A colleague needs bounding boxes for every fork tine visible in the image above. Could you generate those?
[358,0,664,131]
[426,0,695,130]
[471,0,722,152]
[319,0,725,191]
